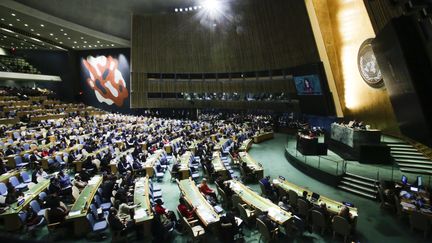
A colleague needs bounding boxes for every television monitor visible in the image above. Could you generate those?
[293,74,322,95]
[401,175,408,185]
[417,176,423,187]
[311,192,320,201]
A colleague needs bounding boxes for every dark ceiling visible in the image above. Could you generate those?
[15,0,201,40]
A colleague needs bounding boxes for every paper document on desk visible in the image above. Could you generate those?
[197,205,217,223]
[69,210,81,217]
[134,208,147,219]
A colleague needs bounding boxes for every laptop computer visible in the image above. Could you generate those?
[311,192,320,202]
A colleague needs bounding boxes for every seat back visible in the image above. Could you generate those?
[39,191,47,201]
[95,194,102,206]
[20,171,30,182]
[256,218,271,242]
[86,213,96,227]
[238,203,251,221]
[0,182,7,195]
[9,176,19,187]
[297,199,309,218]
[410,211,430,231]
[232,194,241,207]
[288,190,298,207]
[259,181,267,196]
[332,216,351,236]
[30,200,41,213]
[311,210,326,228]
[14,156,23,165]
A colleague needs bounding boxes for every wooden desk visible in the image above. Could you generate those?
[253,132,274,143]
[273,178,358,218]
[66,175,103,236]
[134,177,153,236]
[213,138,229,151]
[211,151,230,180]
[0,169,20,183]
[179,151,193,180]
[239,152,264,179]
[228,180,292,225]
[0,179,50,231]
[178,178,220,227]
[239,139,253,152]
[144,150,164,177]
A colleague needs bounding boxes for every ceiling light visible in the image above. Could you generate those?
[194,6,198,10]
[189,7,193,11]
[1,18,4,21]
[40,24,44,27]
[36,33,40,36]
[24,24,28,27]
[8,24,13,26]
[63,33,67,36]
[83,45,86,48]
[88,45,92,47]
[67,37,71,40]
[55,37,58,40]
[73,41,77,44]
[59,42,63,44]
[97,40,100,43]
[11,13,16,17]
[30,28,34,31]
[175,8,178,12]
[16,19,20,22]
[111,44,115,46]
[15,34,18,37]
[60,29,64,31]
[83,41,87,43]
[72,46,75,48]
[80,37,84,39]
[50,33,54,36]
[185,8,189,11]
[179,8,183,12]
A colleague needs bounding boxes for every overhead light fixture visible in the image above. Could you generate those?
[67,37,71,40]
[55,37,58,40]
[175,8,178,12]
[73,41,77,44]
[59,42,63,44]
[64,33,67,36]
[30,28,34,31]
[97,40,100,43]
[83,41,87,43]
[40,24,44,27]
[1,18,4,21]
[80,37,84,39]
[11,13,16,16]
[111,44,114,46]
[16,19,20,22]
[179,8,183,12]
[36,33,40,36]
[24,24,28,27]
[8,23,13,26]
[60,29,64,31]
[50,33,54,36]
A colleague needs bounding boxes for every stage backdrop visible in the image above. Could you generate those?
[78,49,130,112]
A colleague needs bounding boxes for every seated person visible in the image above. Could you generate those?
[108,207,135,235]
[260,176,276,199]
[118,199,140,219]
[337,206,354,224]
[278,196,291,211]
[154,199,176,229]
[258,211,278,233]
[198,179,218,203]
[33,167,48,183]
[79,168,91,182]
[220,211,241,243]
[46,199,68,224]
[73,175,87,192]
[241,162,254,180]
[177,197,196,219]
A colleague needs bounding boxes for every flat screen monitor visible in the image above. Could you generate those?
[293,75,322,95]
[401,175,408,185]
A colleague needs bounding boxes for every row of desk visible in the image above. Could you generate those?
[239,152,264,179]
[273,178,358,218]
[253,132,274,143]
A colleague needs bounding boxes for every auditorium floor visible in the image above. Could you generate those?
[1,133,427,242]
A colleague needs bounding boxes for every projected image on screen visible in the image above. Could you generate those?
[294,75,322,95]
[82,55,129,107]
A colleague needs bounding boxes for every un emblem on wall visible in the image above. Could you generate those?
[357,38,384,89]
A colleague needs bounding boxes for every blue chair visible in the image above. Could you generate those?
[153,167,164,182]
[94,195,111,211]
[39,191,47,201]
[90,203,108,219]
[86,213,108,232]
[14,156,29,168]
[23,143,30,151]
[9,176,28,190]
[55,155,66,167]
[30,200,47,217]
[20,171,31,184]
[0,182,8,196]
[13,132,20,140]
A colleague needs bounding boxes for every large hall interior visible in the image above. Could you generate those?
[0,0,432,242]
